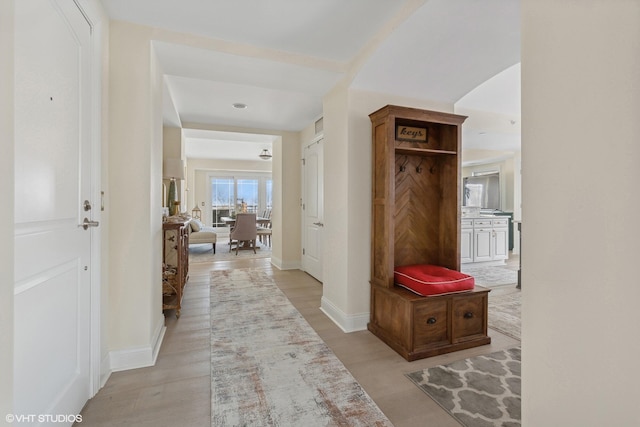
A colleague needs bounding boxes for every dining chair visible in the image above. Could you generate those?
[257,218,272,247]
[229,213,257,254]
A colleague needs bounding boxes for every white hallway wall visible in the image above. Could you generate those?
[320,84,453,330]
[522,1,640,425]
[1,0,15,418]
[107,21,165,370]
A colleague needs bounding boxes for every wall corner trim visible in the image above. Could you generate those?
[109,321,166,373]
[100,353,112,389]
[270,257,301,271]
[320,296,369,333]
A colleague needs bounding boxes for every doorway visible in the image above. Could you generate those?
[209,173,273,227]
[302,137,324,281]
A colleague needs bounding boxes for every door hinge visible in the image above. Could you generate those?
[302,158,305,166]
[302,248,305,255]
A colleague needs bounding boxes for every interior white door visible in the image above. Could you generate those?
[302,138,324,281]
[14,0,94,419]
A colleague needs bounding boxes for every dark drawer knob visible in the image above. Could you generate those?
[426,317,437,324]
[464,312,474,319]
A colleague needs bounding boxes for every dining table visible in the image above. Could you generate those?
[221,216,271,250]
[220,216,271,227]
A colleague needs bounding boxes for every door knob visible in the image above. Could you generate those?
[81,218,100,230]
[313,222,324,227]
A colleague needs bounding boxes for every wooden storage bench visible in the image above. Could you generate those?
[368,285,491,361]
[368,105,491,361]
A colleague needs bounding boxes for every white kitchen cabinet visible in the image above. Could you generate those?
[474,228,493,262]
[493,221,509,260]
[461,219,474,263]
[461,217,509,264]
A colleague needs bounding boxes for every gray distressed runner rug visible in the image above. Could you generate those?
[406,347,521,427]
[210,268,392,427]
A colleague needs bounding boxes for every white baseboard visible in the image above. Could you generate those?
[150,318,166,363]
[271,256,301,271]
[100,353,112,388]
[109,320,166,372]
[320,296,369,333]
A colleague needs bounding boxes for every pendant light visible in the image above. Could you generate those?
[259,149,272,160]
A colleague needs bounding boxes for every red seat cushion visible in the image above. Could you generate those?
[394,264,475,296]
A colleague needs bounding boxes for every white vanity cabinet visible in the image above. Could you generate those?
[461,217,509,264]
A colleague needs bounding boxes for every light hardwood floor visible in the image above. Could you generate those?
[79,256,520,426]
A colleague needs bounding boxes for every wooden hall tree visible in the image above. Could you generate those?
[368,105,491,361]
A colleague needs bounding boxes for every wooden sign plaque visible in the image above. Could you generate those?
[396,125,428,142]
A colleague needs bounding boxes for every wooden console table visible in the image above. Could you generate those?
[162,220,189,317]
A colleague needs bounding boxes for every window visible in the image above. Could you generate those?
[265,179,273,210]
[237,179,259,212]
[209,173,272,226]
[211,178,234,226]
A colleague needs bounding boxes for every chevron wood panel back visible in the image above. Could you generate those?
[395,154,439,266]
[394,154,458,269]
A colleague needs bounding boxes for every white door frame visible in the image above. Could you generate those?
[80,0,104,394]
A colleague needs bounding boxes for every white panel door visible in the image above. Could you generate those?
[14,0,94,420]
[302,138,324,281]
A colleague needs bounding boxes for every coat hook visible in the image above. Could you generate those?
[429,161,437,174]
[416,158,424,173]
[399,156,409,172]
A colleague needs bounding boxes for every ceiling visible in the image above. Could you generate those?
[182,129,277,161]
[101,0,521,161]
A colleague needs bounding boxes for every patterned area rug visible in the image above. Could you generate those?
[488,291,521,340]
[461,264,518,288]
[190,241,271,263]
[210,268,392,427]
[406,347,521,427]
